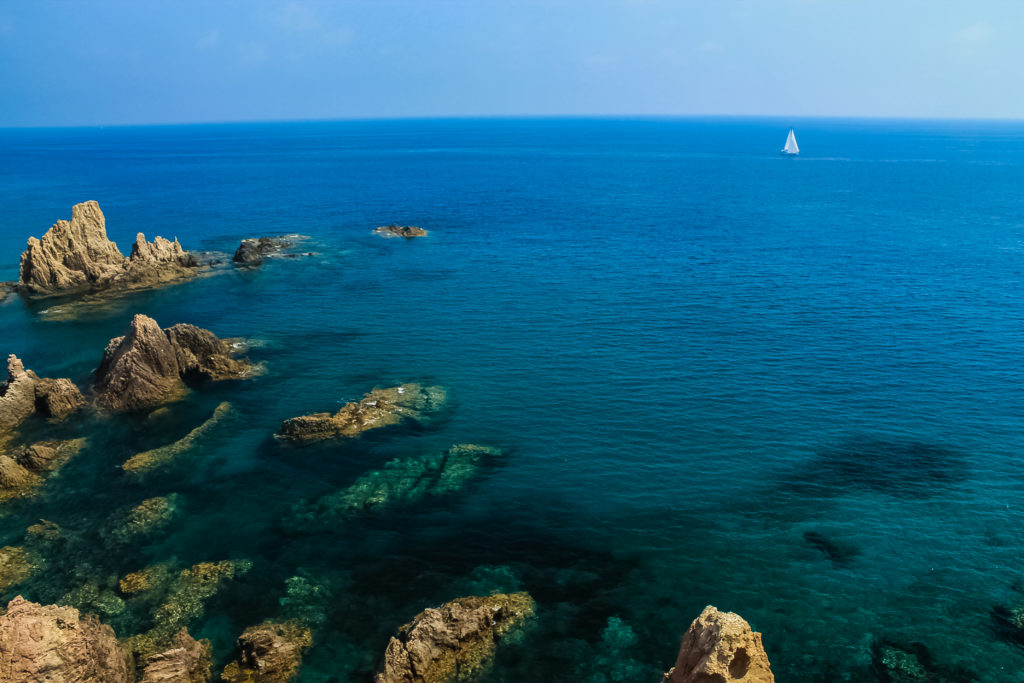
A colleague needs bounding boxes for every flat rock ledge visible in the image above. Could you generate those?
[94,314,254,412]
[18,200,200,297]
[279,384,447,442]
[375,224,427,238]
[375,592,535,683]
[662,605,774,683]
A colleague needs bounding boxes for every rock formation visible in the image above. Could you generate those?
[375,224,427,238]
[0,546,38,592]
[292,444,499,527]
[0,439,86,503]
[233,236,294,266]
[123,402,233,473]
[94,314,253,412]
[106,494,181,544]
[221,621,313,683]
[279,384,447,442]
[139,628,212,683]
[18,200,199,296]
[662,606,774,683]
[0,595,131,682]
[0,355,84,433]
[375,592,535,683]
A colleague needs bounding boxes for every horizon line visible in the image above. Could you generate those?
[3,112,1024,131]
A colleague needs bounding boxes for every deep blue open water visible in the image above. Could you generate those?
[2,117,1024,680]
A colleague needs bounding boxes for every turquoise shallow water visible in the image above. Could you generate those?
[2,118,1024,680]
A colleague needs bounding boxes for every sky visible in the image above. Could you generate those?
[1,0,1023,126]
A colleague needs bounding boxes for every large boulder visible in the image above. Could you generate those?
[18,200,198,296]
[139,628,211,683]
[94,314,253,412]
[0,355,85,432]
[662,606,774,683]
[221,622,312,683]
[232,236,294,266]
[0,595,131,682]
[375,592,535,683]
[279,384,447,442]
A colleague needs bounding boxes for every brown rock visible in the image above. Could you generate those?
[0,595,131,682]
[18,201,198,296]
[375,225,427,238]
[139,628,211,683]
[662,606,774,683]
[34,377,86,418]
[279,384,447,442]
[94,314,252,412]
[375,592,535,683]
[221,622,312,683]
[0,355,84,433]
[17,438,86,473]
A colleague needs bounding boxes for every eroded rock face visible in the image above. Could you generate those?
[0,355,85,434]
[279,384,447,442]
[94,314,253,412]
[375,225,427,238]
[0,595,131,683]
[139,628,211,683]
[221,621,312,683]
[18,201,199,296]
[375,592,535,683]
[662,606,774,683]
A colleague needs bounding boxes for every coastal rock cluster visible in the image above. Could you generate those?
[375,224,427,238]
[94,314,253,411]
[233,236,294,265]
[279,384,447,441]
[0,354,84,433]
[18,201,199,296]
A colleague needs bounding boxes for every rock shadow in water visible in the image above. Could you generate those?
[802,530,861,568]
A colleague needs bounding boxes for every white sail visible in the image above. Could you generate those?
[782,129,799,155]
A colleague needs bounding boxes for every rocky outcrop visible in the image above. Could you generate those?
[0,595,131,682]
[375,593,535,683]
[0,355,83,435]
[221,622,312,683]
[123,402,233,473]
[375,225,427,238]
[279,384,447,442]
[233,237,294,266]
[139,628,211,683]
[0,439,86,503]
[94,314,253,412]
[18,200,199,296]
[662,606,774,683]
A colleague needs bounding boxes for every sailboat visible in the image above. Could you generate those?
[781,129,799,156]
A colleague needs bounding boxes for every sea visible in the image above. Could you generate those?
[1,117,1023,681]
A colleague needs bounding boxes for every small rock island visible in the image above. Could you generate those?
[374,224,427,238]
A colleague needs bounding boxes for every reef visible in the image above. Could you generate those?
[0,595,132,682]
[127,559,253,660]
[233,236,295,265]
[221,621,313,683]
[106,494,182,545]
[123,402,233,473]
[662,605,774,683]
[375,592,535,683]
[94,314,254,412]
[292,444,499,527]
[17,200,199,297]
[375,224,428,238]
[0,354,85,433]
[139,628,212,683]
[278,384,447,442]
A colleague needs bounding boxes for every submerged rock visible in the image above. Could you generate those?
[0,354,84,433]
[375,224,428,238]
[139,628,212,683]
[293,444,499,526]
[279,384,447,442]
[0,438,86,503]
[233,236,295,266]
[0,545,39,592]
[18,200,199,296]
[662,605,774,683]
[221,621,313,683]
[123,402,233,473]
[94,314,253,412]
[120,563,175,596]
[375,592,535,683]
[107,494,181,544]
[0,595,131,682]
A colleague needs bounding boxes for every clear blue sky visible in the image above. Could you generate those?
[1,0,1022,126]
